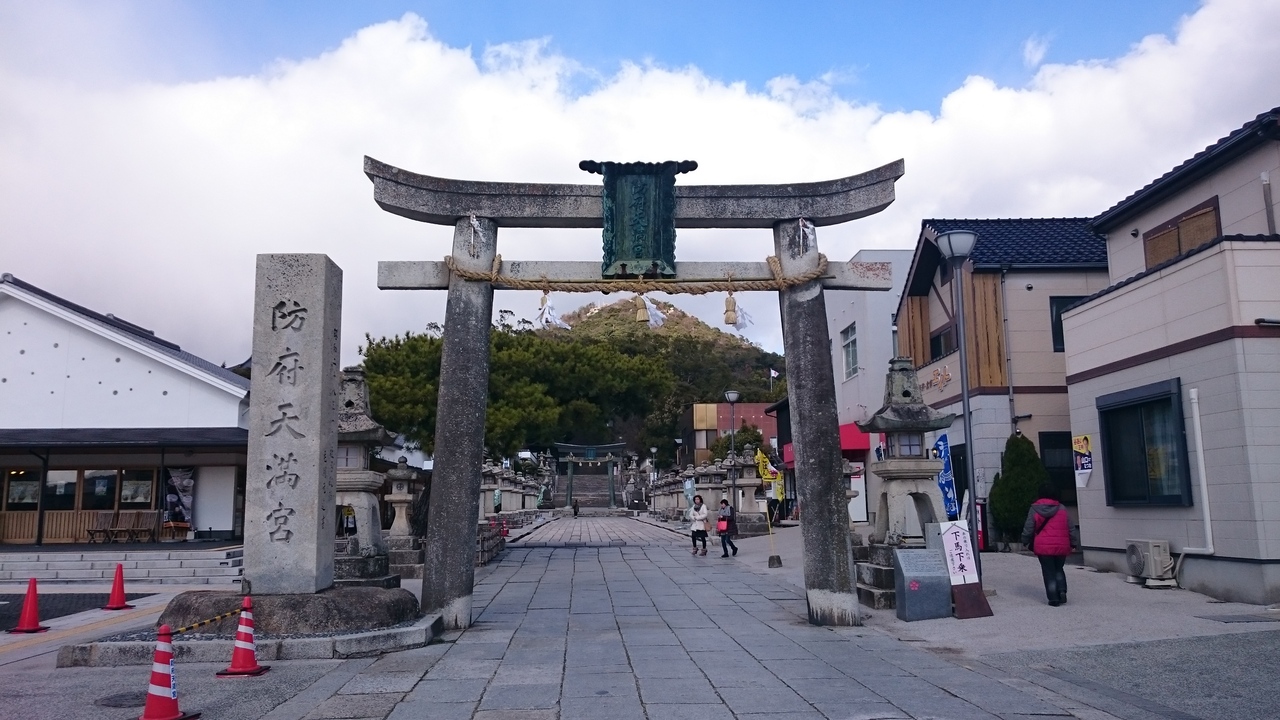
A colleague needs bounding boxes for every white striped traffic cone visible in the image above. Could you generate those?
[139,624,200,720]
[216,596,269,677]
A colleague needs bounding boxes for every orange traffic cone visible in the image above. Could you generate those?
[139,625,200,720]
[7,578,49,633]
[216,596,269,677]
[103,563,135,610]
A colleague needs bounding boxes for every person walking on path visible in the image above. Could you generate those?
[1021,483,1080,606]
[717,499,738,557]
[572,498,579,517]
[689,495,709,556]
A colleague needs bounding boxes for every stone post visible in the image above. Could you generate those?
[774,219,858,625]
[422,217,496,629]
[244,254,341,595]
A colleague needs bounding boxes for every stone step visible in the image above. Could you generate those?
[857,562,895,589]
[857,583,896,610]
[334,574,401,589]
[390,564,422,580]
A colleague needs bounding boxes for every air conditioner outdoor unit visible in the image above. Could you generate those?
[1125,539,1174,580]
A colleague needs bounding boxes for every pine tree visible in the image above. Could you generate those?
[987,432,1049,545]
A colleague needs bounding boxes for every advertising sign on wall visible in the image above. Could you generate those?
[1072,434,1094,488]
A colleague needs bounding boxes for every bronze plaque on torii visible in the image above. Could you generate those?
[580,160,697,278]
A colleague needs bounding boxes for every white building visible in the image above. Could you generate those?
[824,248,912,526]
[0,273,249,544]
[1064,106,1280,603]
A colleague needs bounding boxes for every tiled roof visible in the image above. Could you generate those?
[1093,107,1280,230]
[0,273,249,391]
[0,427,248,448]
[1067,234,1280,312]
[923,218,1108,267]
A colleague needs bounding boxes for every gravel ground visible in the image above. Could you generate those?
[1,593,154,629]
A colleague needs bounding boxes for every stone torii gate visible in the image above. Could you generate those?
[366,156,904,629]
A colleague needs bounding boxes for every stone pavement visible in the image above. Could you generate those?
[1,517,1273,719]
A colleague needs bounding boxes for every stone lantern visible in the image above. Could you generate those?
[856,357,957,545]
[336,368,396,555]
[385,458,416,537]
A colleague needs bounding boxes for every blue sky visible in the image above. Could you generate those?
[184,1,1197,110]
[13,1,1198,110]
[1,0,1274,362]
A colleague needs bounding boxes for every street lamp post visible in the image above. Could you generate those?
[934,229,982,581]
[724,390,740,509]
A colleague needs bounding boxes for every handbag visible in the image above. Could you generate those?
[716,519,729,533]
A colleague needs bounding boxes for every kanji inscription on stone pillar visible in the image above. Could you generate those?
[244,254,342,594]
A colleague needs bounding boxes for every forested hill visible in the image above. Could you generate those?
[361,297,785,465]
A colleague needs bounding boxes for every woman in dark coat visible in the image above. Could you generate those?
[717,499,738,557]
[1021,483,1080,606]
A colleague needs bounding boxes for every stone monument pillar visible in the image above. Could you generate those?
[244,254,341,595]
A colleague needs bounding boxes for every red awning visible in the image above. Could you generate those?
[781,425,872,468]
[839,423,872,451]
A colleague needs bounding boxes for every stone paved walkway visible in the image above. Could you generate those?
[3,518,1153,719]
[350,518,1078,720]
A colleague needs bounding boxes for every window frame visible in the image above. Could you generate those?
[840,322,858,379]
[1049,296,1086,353]
[1097,378,1193,507]
[929,324,957,362]
[1142,196,1221,269]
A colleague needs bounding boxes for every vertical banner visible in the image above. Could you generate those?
[933,434,960,520]
[163,468,196,527]
[1073,434,1094,488]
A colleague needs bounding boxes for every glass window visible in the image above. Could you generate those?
[120,469,155,509]
[888,433,924,458]
[1098,379,1192,506]
[43,470,78,510]
[1039,432,1076,505]
[81,470,117,511]
[930,326,956,361]
[1050,297,1085,353]
[336,445,365,469]
[4,470,40,510]
[840,323,858,379]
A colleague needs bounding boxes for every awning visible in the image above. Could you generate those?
[779,424,873,468]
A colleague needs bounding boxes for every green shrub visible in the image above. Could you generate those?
[987,433,1049,541]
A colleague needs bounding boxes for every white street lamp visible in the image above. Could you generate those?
[934,229,982,580]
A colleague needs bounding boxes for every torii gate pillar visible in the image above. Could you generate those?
[422,217,496,629]
[774,219,858,625]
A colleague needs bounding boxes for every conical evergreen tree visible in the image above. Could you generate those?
[988,432,1049,543]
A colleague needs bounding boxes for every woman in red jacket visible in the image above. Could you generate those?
[1021,483,1080,606]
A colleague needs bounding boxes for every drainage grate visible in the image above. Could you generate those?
[1195,614,1280,623]
[94,691,149,708]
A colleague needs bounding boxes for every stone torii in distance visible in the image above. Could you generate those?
[366,155,905,629]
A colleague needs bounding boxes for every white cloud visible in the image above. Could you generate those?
[1,0,1278,367]
[1022,35,1050,68]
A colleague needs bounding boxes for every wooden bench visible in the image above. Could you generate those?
[130,510,160,543]
[86,511,116,543]
[107,511,139,543]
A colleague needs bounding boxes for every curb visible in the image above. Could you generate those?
[55,611,444,667]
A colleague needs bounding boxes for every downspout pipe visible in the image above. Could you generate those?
[1000,266,1016,432]
[1175,388,1215,582]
